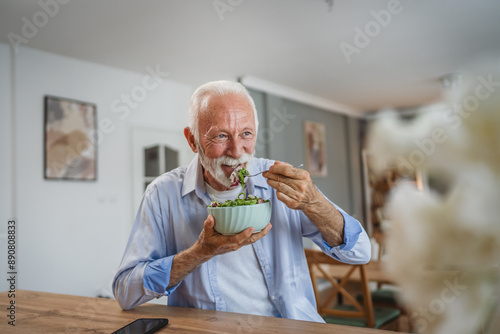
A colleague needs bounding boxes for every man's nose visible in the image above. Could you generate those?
[226,137,244,158]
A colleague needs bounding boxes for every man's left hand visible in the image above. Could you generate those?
[263,161,321,211]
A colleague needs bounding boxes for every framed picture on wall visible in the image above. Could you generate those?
[44,95,97,180]
[304,120,327,177]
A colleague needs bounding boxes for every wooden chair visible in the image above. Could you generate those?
[363,232,409,318]
[305,249,400,330]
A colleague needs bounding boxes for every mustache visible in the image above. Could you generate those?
[199,152,254,188]
[196,140,254,188]
[214,154,253,167]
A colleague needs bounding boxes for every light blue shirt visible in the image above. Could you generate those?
[206,183,280,317]
[113,156,371,322]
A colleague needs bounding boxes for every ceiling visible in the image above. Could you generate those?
[1,0,500,114]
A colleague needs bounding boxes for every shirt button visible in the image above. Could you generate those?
[264,265,270,270]
[270,296,275,300]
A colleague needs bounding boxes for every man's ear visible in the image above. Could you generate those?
[184,127,198,153]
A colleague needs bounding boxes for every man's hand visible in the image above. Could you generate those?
[168,215,271,289]
[194,215,272,258]
[263,161,345,247]
[262,161,321,211]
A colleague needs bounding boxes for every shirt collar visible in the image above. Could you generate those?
[246,160,269,191]
[181,154,206,199]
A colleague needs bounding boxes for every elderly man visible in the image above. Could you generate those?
[113,80,371,322]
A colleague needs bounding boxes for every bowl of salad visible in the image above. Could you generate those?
[207,167,271,235]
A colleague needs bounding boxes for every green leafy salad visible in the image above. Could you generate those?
[208,166,270,208]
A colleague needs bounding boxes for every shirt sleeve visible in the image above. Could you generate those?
[112,185,179,310]
[319,205,371,264]
[143,256,181,295]
[301,191,371,264]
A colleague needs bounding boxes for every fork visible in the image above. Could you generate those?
[247,163,304,177]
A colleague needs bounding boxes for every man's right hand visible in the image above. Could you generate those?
[194,215,272,259]
[167,215,271,290]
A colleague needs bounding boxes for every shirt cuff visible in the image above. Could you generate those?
[322,210,362,252]
[143,255,180,296]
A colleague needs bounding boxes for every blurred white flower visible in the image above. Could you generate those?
[367,62,500,334]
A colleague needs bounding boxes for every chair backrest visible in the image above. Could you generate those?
[304,249,376,327]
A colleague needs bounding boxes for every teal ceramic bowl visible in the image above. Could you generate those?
[207,201,272,235]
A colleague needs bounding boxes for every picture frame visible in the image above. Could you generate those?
[44,95,97,180]
[304,120,328,177]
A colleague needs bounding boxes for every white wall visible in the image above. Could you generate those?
[2,44,193,297]
[0,44,13,292]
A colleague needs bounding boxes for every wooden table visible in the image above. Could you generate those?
[0,290,398,334]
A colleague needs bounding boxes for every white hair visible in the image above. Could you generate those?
[188,80,259,143]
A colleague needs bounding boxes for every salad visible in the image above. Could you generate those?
[208,166,270,207]
[230,166,249,189]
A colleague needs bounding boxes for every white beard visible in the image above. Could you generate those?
[198,145,254,189]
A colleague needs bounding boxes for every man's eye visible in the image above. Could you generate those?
[243,132,252,137]
[217,134,227,139]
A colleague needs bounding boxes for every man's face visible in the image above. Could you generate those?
[197,93,256,190]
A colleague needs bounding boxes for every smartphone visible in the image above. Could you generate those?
[112,318,169,334]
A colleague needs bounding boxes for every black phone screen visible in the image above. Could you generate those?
[112,318,169,334]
